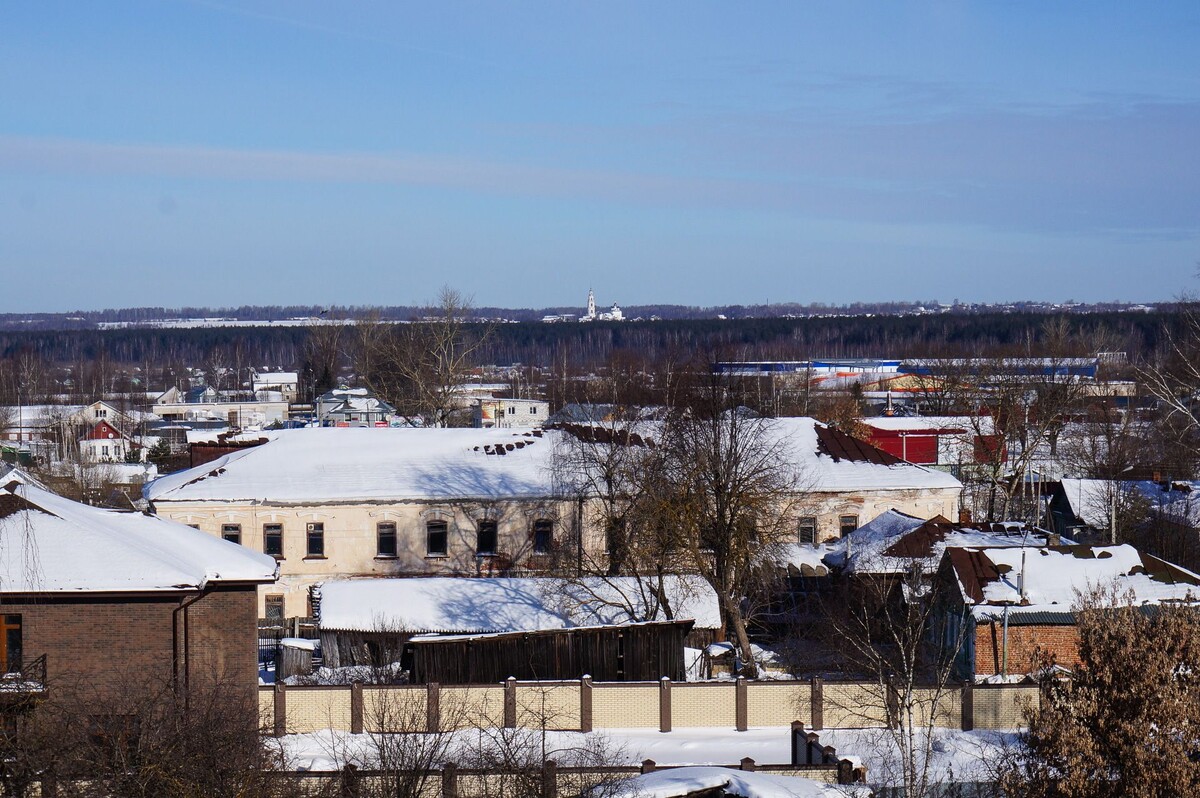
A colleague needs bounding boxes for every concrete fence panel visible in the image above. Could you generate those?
[911,687,962,730]
[822,683,889,728]
[363,685,429,733]
[441,685,506,730]
[972,685,1040,730]
[258,686,275,731]
[745,682,811,728]
[671,683,737,728]
[515,683,583,730]
[591,684,660,728]
[286,686,354,734]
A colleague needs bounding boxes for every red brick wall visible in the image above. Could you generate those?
[1,585,260,701]
[975,621,1079,677]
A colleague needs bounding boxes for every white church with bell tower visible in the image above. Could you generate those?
[580,288,624,322]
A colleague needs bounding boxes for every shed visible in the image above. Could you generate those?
[407,620,694,683]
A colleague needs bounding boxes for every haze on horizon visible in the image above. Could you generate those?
[2,2,1199,313]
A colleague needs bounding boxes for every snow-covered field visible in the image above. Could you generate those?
[280,725,1014,786]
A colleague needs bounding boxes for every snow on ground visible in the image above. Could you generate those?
[815,728,1013,785]
[280,725,1014,788]
[605,767,866,798]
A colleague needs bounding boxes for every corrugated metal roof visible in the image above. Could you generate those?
[979,610,1075,626]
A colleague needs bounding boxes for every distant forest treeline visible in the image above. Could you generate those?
[0,312,1174,380]
[0,298,1164,330]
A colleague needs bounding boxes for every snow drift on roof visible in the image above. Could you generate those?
[950,543,1200,619]
[0,469,277,593]
[316,575,721,633]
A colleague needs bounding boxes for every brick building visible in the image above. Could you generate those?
[936,543,1200,680]
[0,467,278,704]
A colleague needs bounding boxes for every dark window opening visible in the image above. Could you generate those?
[264,524,283,557]
[265,595,285,625]
[839,515,859,538]
[306,522,325,557]
[798,517,817,545]
[426,520,448,557]
[221,523,241,544]
[533,519,553,554]
[476,519,498,556]
[0,615,21,674]
[377,522,397,557]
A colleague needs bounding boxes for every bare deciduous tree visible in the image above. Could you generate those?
[355,287,495,427]
[820,557,972,798]
[645,370,807,677]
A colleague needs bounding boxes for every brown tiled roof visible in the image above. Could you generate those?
[814,425,903,465]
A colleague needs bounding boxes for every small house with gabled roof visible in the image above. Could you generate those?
[0,467,278,704]
[936,543,1200,681]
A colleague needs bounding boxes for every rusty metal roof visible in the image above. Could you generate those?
[814,424,903,465]
[947,547,1001,603]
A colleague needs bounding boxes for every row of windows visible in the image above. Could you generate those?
[220,513,859,556]
[796,515,858,545]
[218,519,556,558]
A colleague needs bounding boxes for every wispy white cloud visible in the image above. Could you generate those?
[0,135,725,202]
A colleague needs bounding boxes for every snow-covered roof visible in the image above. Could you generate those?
[605,767,858,798]
[557,417,961,494]
[0,469,278,593]
[145,427,557,504]
[252,371,298,383]
[316,575,721,633]
[825,509,1058,575]
[945,543,1200,620]
[765,418,961,493]
[1059,478,1200,529]
[0,404,83,430]
[864,415,993,434]
[145,419,958,506]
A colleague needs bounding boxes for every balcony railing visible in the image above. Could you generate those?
[0,655,47,702]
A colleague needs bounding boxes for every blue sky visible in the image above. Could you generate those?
[2,2,1199,311]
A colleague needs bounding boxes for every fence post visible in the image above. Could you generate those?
[350,682,364,735]
[542,759,558,798]
[735,677,748,732]
[659,677,672,733]
[504,677,518,728]
[442,762,458,798]
[837,759,854,785]
[427,683,441,733]
[810,676,823,730]
[339,763,360,798]
[579,675,593,733]
[273,681,287,737]
[806,732,821,765]
[790,721,804,766]
[961,679,974,731]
